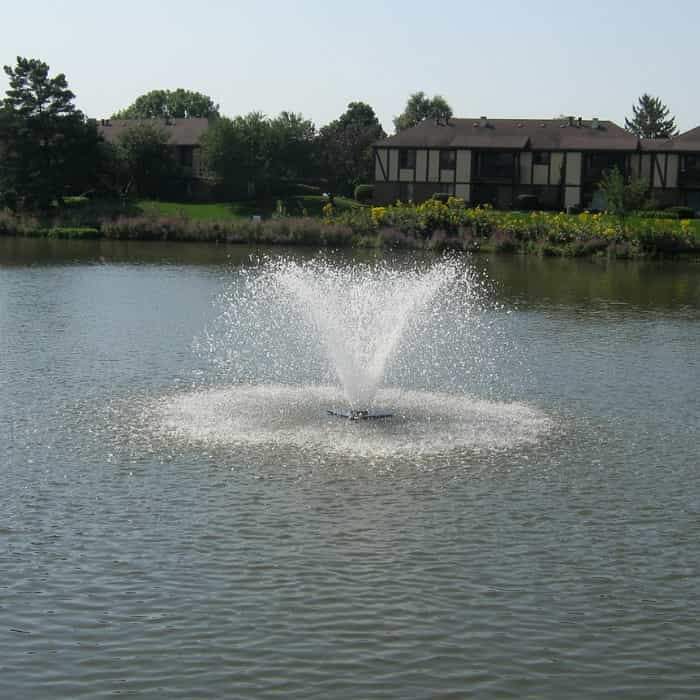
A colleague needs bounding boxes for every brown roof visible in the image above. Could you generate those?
[669,126,700,151]
[639,126,700,152]
[639,138,676,152]
[97,117,209,146]
[376,118,639,151]
[676,126,700,142]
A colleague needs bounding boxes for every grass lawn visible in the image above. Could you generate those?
[138,195,362,220]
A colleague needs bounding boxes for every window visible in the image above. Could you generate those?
[584,152,625,179]
[399,149,416,169]
[683,155,700,173]
[439,150,456,170]
[533,151,550,166]
[475,152,515,178]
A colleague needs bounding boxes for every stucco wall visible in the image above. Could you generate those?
[533,164,548,185]
[455,184,471,201]
[565,186,581,209]
[375,149,388,182]
[565,152,582,186]
[388,149,398,181]
[456,150,471,182]
[520,152,532,184]
[416,150,427,182]
[428,150,440,182]
[667,154,679,188]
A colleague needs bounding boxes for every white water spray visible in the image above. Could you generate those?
[168,255,553,458]
[271,258,459,408]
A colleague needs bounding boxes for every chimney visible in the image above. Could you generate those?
[479,116,488,128]
[591,117,600,130]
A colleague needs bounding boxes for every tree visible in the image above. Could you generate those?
[200,112,273,197]
[318,102,386,195]
[625,94,678,139]
[201,111,317,197]
[268,111,317,183]
[113,89,219,119]
[393,91,453,132]
[0,56,102,210]
[115,122,175,197]
[597,166,650,230]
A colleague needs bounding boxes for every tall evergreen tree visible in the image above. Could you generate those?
[625,94,678,139]
[0,56,101,210]
[393,92,453,133]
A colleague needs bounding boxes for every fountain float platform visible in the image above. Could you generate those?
[327,409,393,421]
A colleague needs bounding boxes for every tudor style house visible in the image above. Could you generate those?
[373,116,700,211]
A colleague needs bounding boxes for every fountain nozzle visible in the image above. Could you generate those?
[327,408,393,421]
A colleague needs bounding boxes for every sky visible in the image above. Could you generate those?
[2,0,699,134]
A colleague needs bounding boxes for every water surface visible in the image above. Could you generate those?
[1,238,699,699]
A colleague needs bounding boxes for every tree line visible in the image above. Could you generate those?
[0,55,682,213]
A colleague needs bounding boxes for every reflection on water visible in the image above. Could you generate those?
[2,235,698,311]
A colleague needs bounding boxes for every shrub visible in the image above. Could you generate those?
[492,230,518,252]
[631,209,678,220]
[377,227,416,249]
[667,206,694,219]
[0,210,41,236]
[431,193,451,204]
[320,222,354,247]
[354,184,374,204]
[514,194,538,211]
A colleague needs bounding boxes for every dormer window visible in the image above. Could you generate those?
[440,150,456,170]
[399,149,416,169]
[533,151,550,166]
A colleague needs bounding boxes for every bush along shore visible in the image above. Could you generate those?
[1,198,699,257]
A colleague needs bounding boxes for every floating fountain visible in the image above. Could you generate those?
[157,256,553,460]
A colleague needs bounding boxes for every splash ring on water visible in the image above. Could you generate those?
[155,384,552,459]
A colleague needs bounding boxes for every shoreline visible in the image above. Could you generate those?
[2,201,699,259]
[1,223,698,260]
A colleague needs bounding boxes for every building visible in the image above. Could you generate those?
[640,126,700,211]
[97,117,210,197]
[373,117,700,211]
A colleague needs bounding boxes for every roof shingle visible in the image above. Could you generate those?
[97,118,209,146]
[376,118,639,151]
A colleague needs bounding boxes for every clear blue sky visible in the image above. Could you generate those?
[2,0,698,133]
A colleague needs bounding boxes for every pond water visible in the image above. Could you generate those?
[1,238,699,699]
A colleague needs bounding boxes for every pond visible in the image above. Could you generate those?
[1,238,699,699]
